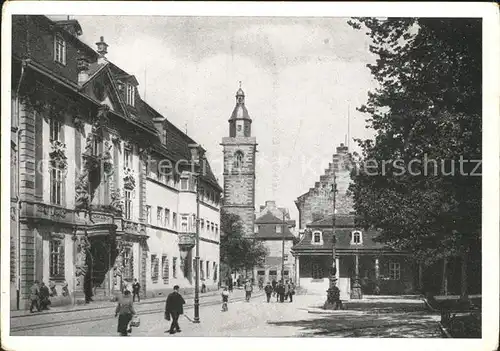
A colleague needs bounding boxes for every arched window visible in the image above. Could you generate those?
[233,151,244,169]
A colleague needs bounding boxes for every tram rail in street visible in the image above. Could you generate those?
[10,293,264,333]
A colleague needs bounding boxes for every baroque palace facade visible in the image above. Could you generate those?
[10,15,222,310]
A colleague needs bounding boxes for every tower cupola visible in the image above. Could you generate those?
[229,82,252,137]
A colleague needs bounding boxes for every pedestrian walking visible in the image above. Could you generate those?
[165,285,186,335]
[288,280,295,303]
[278,281,285,303]
[39,282,51,310]
[284,280,290,301]
[132,279,141,302]
[264,282,273,303]
[228,279,233,293]
[84,274,93,303]
[244,280,253,301]
[29,281,40,313]
[258,278,264,291]
[272,279,277,299]
[115,290,136,336]
[221,287,229,311]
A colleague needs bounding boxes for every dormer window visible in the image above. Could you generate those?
[276,225,282,234]
[163,129,168,144]
[54,34,66,65]
[126,84,135,107]
[312,231,323,245]
[351,230,363,245]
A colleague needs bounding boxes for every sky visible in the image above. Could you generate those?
[62,15,378,221]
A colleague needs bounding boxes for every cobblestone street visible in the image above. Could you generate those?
[11,292,442,337]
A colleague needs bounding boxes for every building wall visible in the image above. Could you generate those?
[143,175,220,297]
[296,144,354,229]
[253,239,295,284]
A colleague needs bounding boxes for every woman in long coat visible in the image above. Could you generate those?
[115,290,136,336]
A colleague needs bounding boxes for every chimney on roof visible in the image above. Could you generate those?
[53,19,83,37]
[337,143,348,154]
[96,36,108,65]
[77,55,90,85]
[265,200,276,209]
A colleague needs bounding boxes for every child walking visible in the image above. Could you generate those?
[221,287,229,311]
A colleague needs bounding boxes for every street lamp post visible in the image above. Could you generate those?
[325,174,339,309]
[193,172,201,323]
[281,210,286,282]
[188,143,204,324]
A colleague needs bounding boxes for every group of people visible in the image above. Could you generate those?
[114,284,186,336]
[29,281,52,313]
[264,279,296,303]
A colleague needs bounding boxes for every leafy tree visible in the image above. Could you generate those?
[347,18,481,294]
[220,210,269,279]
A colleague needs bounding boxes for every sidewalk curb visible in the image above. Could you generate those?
[307,308,365,315]
[11,290,225,318]
[439,322,452,338]
[423,298,440,313]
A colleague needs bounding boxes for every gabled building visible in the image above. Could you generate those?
[10,15,221,310]
[253,201,296,284]
[292,143,416,298]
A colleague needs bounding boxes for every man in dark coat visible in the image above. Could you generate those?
[264,282,273,303]
[165,285,186,334]
[132,279,141,302]
[39,282,51,310]
[84,273,93,303]
[278,281,286,303]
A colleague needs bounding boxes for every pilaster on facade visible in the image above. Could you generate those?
[18,105,36,203]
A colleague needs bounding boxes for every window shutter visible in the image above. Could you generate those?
[162,255,169,284]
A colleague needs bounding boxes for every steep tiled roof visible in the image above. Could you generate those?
[292,228,387,252]
[255,223,295,240]
[161,118,221,191]
[255,211,284,224]
[255,212,295,239]
[308,214,356,228]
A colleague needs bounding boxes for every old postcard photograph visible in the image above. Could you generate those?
[1,2,498,351]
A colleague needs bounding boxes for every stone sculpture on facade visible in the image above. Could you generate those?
[49,140,68,170]
[74,235,90,287]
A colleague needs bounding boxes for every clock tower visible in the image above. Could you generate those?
[221,84,257,237]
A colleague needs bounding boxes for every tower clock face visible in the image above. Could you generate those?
[230,178,247,204]
[233,190,245,203]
